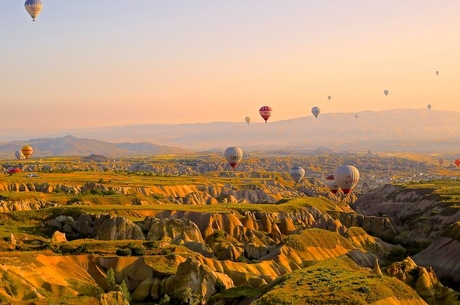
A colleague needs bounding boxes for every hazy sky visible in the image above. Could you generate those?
[2,1,460,137]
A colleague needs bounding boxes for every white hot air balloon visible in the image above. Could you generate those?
[289,166,305,183]
[224,146,243,169]
[25,0,43,21]
[427,104,432,110]
[245,116,251,124]
[334,165,360,194]
[325,174,339,194]
[15,150,25,160]
[311,106,321,118]
[383,89,389,96]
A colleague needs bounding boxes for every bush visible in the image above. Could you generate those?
[106,268,116,292]
[116,248,132,256]
[130,246,145,256]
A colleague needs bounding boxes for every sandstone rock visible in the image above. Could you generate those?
[99,291,129,305]
[51,231,67,244]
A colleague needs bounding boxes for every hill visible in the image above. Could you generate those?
[0,135,191,158]
[50,108,460,152]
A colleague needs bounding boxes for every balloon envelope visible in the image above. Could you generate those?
[24,0,42,21]
[259,106,272,123]
[224,146,243,169]
[334,165,360,194]
[311,106,321,118]
[325,174,339,194]
[355,114,358,119]
[7,167,21,175]
[427,104,432,110]
[436,71,439,75]
[245,116,251,124]
[383,90,389,96]
[15,150,25,160]
[327,96,332,101]
[21,145,34,159]
[455,159,460,167]
[289,166,305,183]
[439,158,445,166]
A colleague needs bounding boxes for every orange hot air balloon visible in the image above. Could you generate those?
[21,145,34,159]
[259,106,272,123]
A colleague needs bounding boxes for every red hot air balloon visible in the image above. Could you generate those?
[259,106,272,123]
[455,159,460,167]
[7,167,22,175]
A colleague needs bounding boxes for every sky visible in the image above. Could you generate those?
[1,1,460,139]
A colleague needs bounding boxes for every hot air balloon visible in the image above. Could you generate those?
[21,145,34,159]
[427,104,432,110]
[327,96,332,101]
[15,150,25,160]
[311,106,321,118]
[455,159,460,167]
[259,106,272,123]
[224,146,243,169]
[439,158,445,166]
[325,174,339,194]
[289,166,305,183]
[436,71,439,76]
[7,167,22,175]
[355,114,358,119]
[245,116,251,124]
[25,0,42,21]
[334,165,360,195]
[383,90,389,96]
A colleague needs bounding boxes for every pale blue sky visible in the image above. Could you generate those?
[1,1,460,139]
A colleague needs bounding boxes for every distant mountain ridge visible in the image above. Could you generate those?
[64,108,460,152]
[0,135,191,158]
[2,109,460,155]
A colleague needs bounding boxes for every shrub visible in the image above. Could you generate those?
[116,248,132,256]
[106,268,116,292]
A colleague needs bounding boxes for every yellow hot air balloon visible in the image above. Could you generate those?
[21,145,34,159]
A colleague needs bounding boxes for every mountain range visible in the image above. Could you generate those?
[2,108,460,157]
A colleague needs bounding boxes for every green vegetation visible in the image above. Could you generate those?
[251,257,422,305]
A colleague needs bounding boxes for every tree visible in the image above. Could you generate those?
[120,280,131,302]
[106,268,116,292]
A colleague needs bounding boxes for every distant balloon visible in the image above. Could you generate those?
[383,89,389,96]
[355,114,358,119]
[436,71,439,76]
[427,104,432,110]
[311,106,321,118]
[15,150,25,160]
[327,96,332,101]
[245,116,251,124]
[289,166,305,183]
[455,159,460,167]
[21,145,34,159]
[259,106,272,123]
[24,0,42,21]
[334,165,360,195]
[7,167,21,175]
[325,174,339,194]
[224,146,243,169]
[439,158,445,166]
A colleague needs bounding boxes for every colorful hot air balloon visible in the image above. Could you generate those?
[427,104,432,110]
[327,96,332,101]
[15,150,25,160]
[311,106,321,118]
[224,146,243,169]
[439,158,445,166]
[289,166,305,183]
[24,0,43,21]
[245,116,251,124]
[21,145,34,159]
[455,159,460,167]
[334,165,360,195]
[383,90,389,96]
[325,174,339,194]
[7,167,22,175]
[259,106,272,123]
